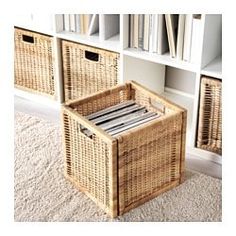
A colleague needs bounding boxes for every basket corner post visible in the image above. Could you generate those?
[109,139,119,218]
[180,109,187,184]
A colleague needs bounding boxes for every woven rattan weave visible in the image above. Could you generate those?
[197,76,222,155]
[62,40,119,102]
[14,28,55,98]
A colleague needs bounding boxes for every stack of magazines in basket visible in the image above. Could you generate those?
[82,100,162,137]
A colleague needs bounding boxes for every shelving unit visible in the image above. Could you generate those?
[14,13,222,166]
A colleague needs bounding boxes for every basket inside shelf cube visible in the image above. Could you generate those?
[62,40,119,103]
[197,76,222,155]
[61,81,187,217]
[14,27,56,99]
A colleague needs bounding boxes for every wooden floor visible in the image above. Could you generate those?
[14,95,222,179]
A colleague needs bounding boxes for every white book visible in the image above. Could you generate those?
[143,14,150,51]
[157,14,169,55]
[190,15,202,64]
[64,14,70,31]
[183,14,193,62]
[176,14,186,60]
[138,14,144,49]
[83,14,92,34]
[70,14,76,32]
[133,14,139,48]
[152,14,159,53]
[129,15,134,48]
[149,14,156,53]
[100,14,119,41]
[75,14,80,33]
[87,14,99,36]
[165,14,178,58]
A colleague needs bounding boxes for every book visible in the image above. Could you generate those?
[83,14,91,34]
[149,14,155,53]
[157,14,169,55]
[63,14,70,31]
[87,14,99,36]
[176,14,186,60]
[138,14,144,49]
[183,14,193,62]
[143,14,150,51]
[80,14,84,34]
[133,14,139,48]
[165,14,178,58]
[75,14,80,33]
[129,15,134,48]
[70,14,76,32]
[152,14,159,53]
[190,14,202,64]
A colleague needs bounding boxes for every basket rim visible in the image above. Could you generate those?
[62,81,186,141]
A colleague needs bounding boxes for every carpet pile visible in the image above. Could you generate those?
[14,111,222,221]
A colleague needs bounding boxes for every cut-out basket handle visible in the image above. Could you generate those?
[149,98,165,113]
[85,50,99,62]
[22,34,34,44]
[78,124,95,140]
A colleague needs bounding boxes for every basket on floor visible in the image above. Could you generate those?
[61,81,187,218]
[14,28,56,99]
[62,40,119,102]
[197,76,222,155]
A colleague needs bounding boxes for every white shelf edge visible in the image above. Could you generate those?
[14,88,61,108]
[164,87,195,99]
[187,146,222,165]
[123,48,199,73]
[56,31,121,53]
[201,55,222,79]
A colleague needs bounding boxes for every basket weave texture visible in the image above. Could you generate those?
[14,28,55,98]
[61,81,187,217]
[197,76,222,155]
[62,40,119,103]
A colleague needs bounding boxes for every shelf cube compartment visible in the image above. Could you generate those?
[62,40,119,103]
[14,28,56,99]
[61,81,187,217]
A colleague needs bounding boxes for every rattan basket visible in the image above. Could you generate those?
[62,40,119,103]
[14,28,55,99]
[197,76,222,155]
[61,81,187,217]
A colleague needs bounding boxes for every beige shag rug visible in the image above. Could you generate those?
[14,111,222,222]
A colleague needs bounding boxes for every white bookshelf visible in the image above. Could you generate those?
[14,14,222,165]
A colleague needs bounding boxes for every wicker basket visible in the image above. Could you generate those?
[14,28,55,99]
[61,81,187,217]
[197,76,222,155]
[62,40,119,103]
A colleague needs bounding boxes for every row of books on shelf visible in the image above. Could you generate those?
[129,14,202,63]
[63,14,120,41]
[63,14,99,36]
